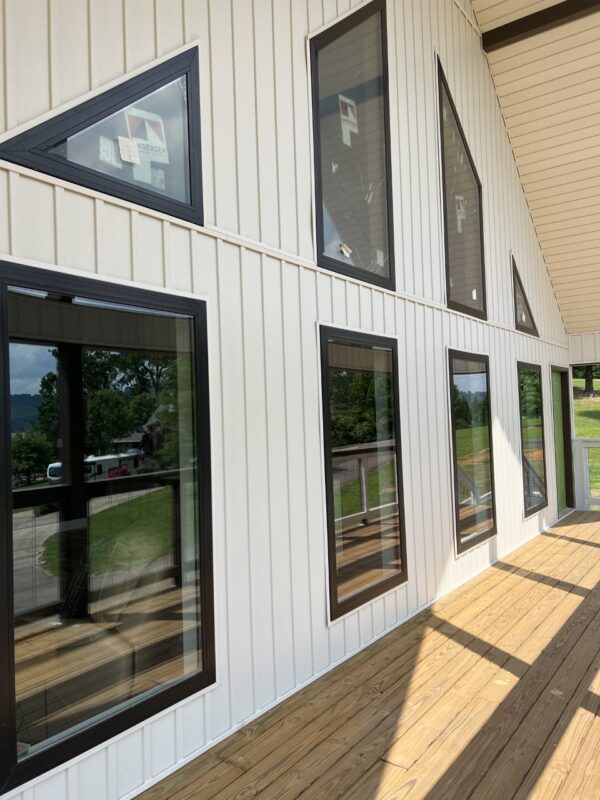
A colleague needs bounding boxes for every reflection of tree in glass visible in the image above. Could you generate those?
[519,370,541,418]
[12,429,53,484]
[329,368,393,448]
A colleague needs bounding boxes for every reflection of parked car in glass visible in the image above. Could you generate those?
[47,452,141,482]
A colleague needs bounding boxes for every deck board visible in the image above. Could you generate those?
[140,511,600,800]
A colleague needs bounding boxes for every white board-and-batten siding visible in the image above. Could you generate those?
[0,0,568,798]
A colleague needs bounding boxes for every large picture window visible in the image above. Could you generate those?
[439,61,487,319]
[0,264,214,792]
[518,363,548,515]
[320,327,406,619]
[0,50,202,225]
[310,0,395,289]
[449,351,496,552]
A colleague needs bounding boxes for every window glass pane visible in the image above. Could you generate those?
[514,267,537,335]
[450,355,494,545]
[324,334,404,612]
[315,11,392,280]
[8,290,203,759]
[440,79,485,314]
[47,76,190,203]
[519,366,547,513]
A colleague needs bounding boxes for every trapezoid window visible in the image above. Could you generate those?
[0,49,202,225]
[439,61,487,319]
[513,259,538,336]
[518,362,547,516]
[0,264,214,793]
[310,0,395,290]
[449,350,496,553]
[320,327,407,619]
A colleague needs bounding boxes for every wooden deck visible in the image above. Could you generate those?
[141,511,600,800]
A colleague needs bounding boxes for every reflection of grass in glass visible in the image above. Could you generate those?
[42,487,173,576]
[572,379,600,497]
[521,418,545,482]
[335,459,396,519]
[455,425,491,501]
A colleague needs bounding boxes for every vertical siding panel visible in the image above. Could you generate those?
[253,0,280,248]
[394,0,413,296]
[0,171,9,254]
[273,0,299,255]
[115,731,144,798]
[181,695,205,758]
[89,0,125,88]
[166,223,193,292]
[282,265,314,683]
[0,2,5,134]
[299,267,330,673]
[124,0,156,70]
[210,0,238,232]
[132,212,164,286]
[194,0,215,227]
[11,175,55,264]
[49,0,90,106]
[263,255,296,696]
[231,0,260,242]
[291,0,314,261]
[56,191,97,273]
[97,203,132,281]
[76,751,108,800]
[8,0,50,125]
[191,232,232,740]
[218,242,255,724]
[241,248,276,710]
[331,277,347,326]
[155,0,184,55]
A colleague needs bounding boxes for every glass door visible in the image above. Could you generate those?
[552,368,574,514]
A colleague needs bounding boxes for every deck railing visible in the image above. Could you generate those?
[573,438,600,510]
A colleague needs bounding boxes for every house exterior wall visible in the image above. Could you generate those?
[0,0,568,798]
[570,333,600,365]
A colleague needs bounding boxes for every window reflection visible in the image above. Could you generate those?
[47,76,190,204]
[450,355,495,546]
[518,365,547,514]
[324,334,405,614]
[314,9,392,281]
[440,72,485,315]
[8,289,203,759]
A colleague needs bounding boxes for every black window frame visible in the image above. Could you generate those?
[0,49,203,226]
[438,59,488,321]
[513,258,539,337]
[448,349,497,554]
[320,325,407,620]
[517,361,548,517]
[310,0,396,291]
[0,261,215,793]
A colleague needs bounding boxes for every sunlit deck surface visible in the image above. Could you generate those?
[142,511,600,800]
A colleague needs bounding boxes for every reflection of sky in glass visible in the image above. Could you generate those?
[454,371,486,395]
[9,344,56,394]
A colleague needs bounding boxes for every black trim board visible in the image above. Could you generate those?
[0,261,215,793]
[320,325,408,620]
[310,0,396,291]
[438,59,488,322]
[517,361,548,518]
[482,0,600,53]
[448,349,497,555]
[0,49,203,226]
[553,366,575,512]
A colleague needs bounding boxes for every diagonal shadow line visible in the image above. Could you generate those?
[542,530,600,550]
[492,560,589,598]
[413,571,600,799]
[428,614,529,676]
[580,689,600,715]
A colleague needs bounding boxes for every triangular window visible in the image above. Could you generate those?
[513,259,538,336]
[0,49,202,224]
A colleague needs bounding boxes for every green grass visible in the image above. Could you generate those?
[335,458,396,519]
[42,487,174,576]
[572,379,600,497]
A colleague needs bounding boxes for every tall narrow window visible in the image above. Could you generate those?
[310,0,395,289]
[0,49,202,224]
[513,259,538,336]
[320,327,406,619]
[449,351,496,552]
[439,62,486,319]
[518,363,547,515]
[0,265,214,792]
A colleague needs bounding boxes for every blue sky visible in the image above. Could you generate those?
[9,344,56,395]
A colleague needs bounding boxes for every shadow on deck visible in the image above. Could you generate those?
[141,510,600,800]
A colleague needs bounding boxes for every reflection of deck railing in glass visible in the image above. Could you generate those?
[573,439,600,510]
[522,449,546,503]
[332,441,398,529]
